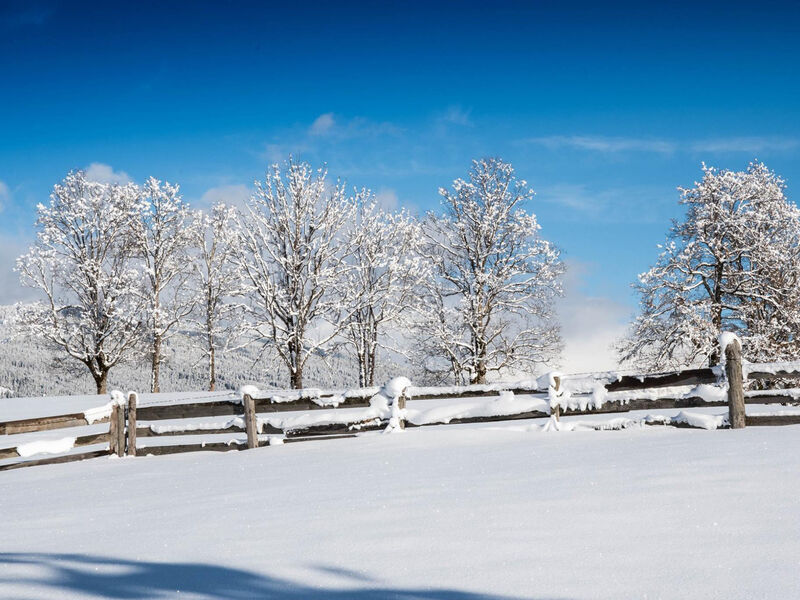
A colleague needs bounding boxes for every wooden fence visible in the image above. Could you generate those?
[3,339,800,472]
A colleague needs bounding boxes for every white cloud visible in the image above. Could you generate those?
[523,135,675,154]
[199,184,251,210]
[374,188,399,211]
[552,260,632,373]
[691,136,799,154]
[309,113,336,136]
[84,163,132,184]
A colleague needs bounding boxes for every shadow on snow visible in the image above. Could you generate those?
[0,553,568,600]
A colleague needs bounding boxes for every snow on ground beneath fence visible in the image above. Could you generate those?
[2,423,800,599]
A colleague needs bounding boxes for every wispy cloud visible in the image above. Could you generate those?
[690,136,800,154]
[84,163,132,184]
[523,135,676,154]
[536,183,671,223]
[437,106,473,127]
[521,134,800,156]
[309,113,336,136]
[306,113,402,139]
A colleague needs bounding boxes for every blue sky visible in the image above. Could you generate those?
[1,0,799,368]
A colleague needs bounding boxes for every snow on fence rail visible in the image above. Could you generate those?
[3,338,800,472]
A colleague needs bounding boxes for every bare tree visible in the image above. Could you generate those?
[341,195,429,387]
[132,177,196,393]
[618,161,800,369]
[233,159,355,389]
[419,158,564,384]
[188,204,248,391]
[15,171,145,394]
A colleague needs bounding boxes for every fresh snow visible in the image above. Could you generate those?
[718,331,742,362]
[16,435,77,457]
[2,423,799,599]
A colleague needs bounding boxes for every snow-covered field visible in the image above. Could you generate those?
[2,415,799,599]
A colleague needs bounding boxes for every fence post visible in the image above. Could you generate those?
[549,374,562,421]
[725,338,746,429]
[395,390,407,430]
[243,393,258,449]
[109,403,125,457]
[126,392,137,457]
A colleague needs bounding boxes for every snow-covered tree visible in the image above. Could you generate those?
[618,161,800,368]
[233,159,355,389]
[188,204,248,391]
[15,171,145,394]
[419,157,564,385]
[132,177,196,393]
[340,195,429,387]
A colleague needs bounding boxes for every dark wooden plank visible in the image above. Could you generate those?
[135,441,249,456]
[644,419,730,430]
[285,420,385,438]
[253,396,373,413]
[744,394,800,405]
[283,434,358,444]
[0,446,19,459]
[746,415,800,426]
[747,370,800,381]
[409,387,546,401]
[74,431,110,447]
[0,413,95,435]
[136,401,243,421]
[605,368,718,392]
[0,449,110,472]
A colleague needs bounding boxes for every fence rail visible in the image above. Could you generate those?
[3,337,800,472]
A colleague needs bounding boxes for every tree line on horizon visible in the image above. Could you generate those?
[11,157,800,396]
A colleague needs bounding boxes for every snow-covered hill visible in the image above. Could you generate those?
[2,422,799,599]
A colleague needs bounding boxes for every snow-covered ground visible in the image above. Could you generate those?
[2,418,799,599]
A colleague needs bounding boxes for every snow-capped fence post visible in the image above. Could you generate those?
[109,403,125,457]
[395,390,407,430]
[547,372,562,421]
[243,393,258,449]
[724,337,746,429]
[126,392,137,457]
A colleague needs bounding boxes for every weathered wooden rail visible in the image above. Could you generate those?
[3,337,800,471]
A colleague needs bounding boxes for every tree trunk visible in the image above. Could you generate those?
[290,366,303,390]
[151,333,162,393]
[93,370,108,395]
[208,344,216,392]
[472,349,487,384]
